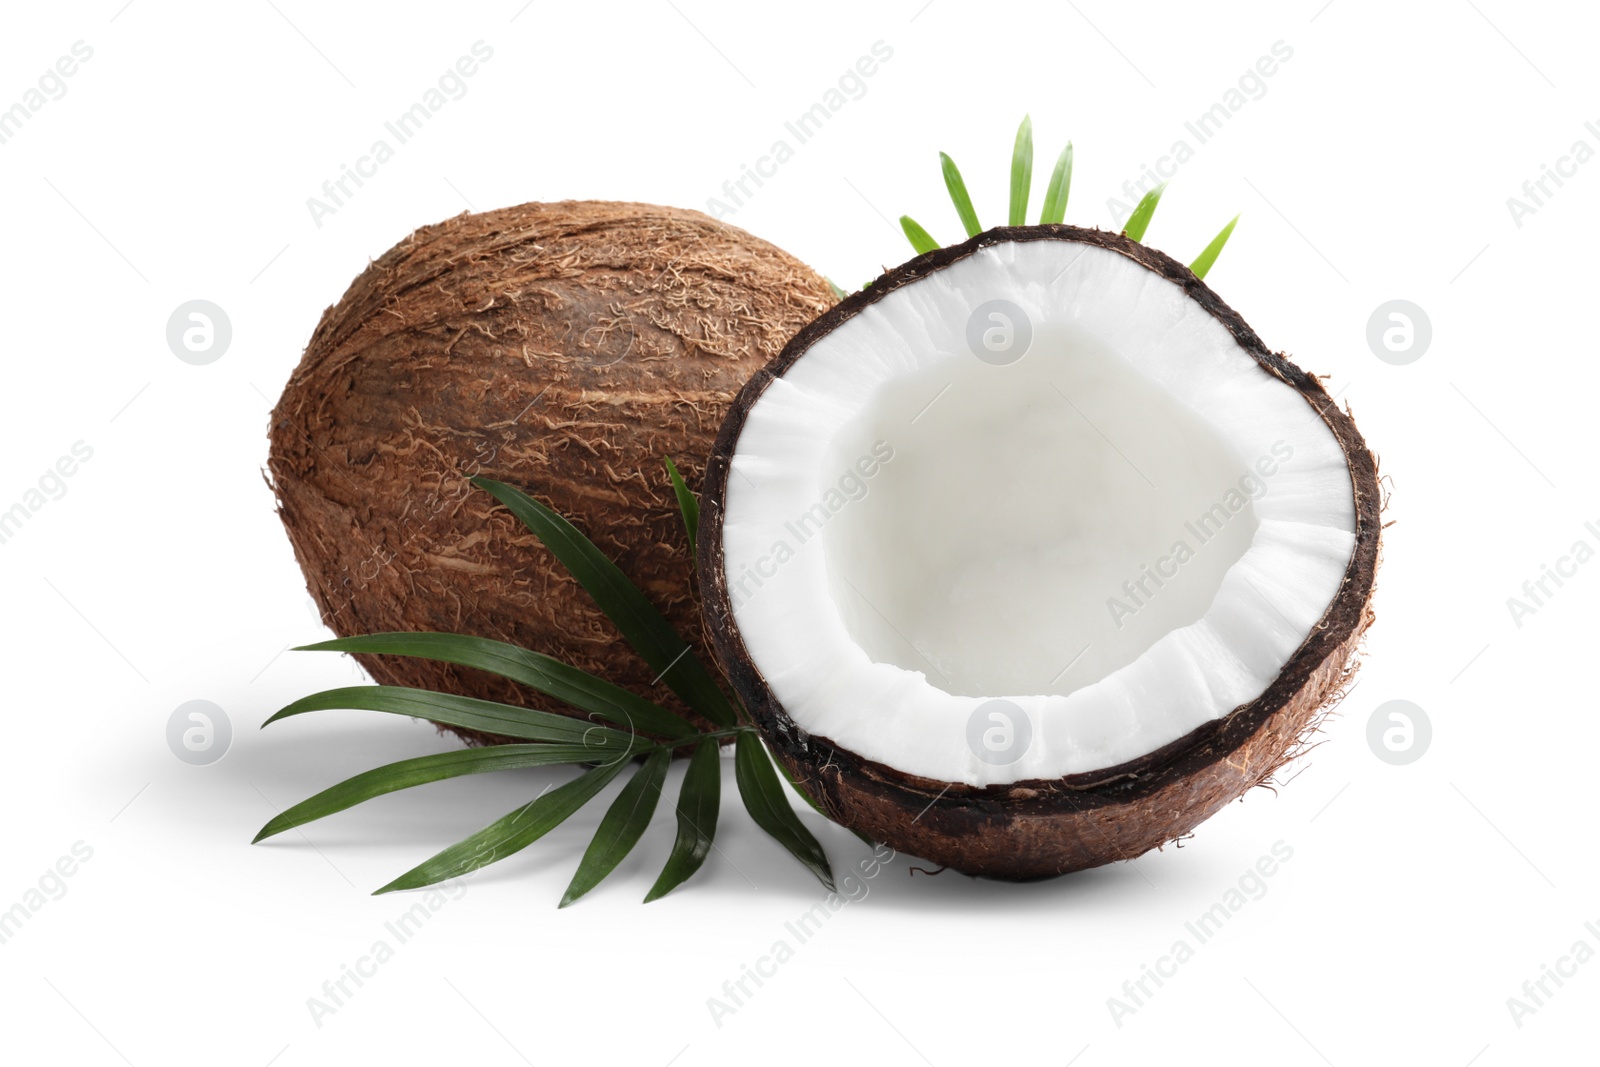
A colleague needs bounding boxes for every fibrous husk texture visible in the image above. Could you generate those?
[268,200,835,745]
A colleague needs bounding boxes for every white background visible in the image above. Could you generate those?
[2,1,1596,1063]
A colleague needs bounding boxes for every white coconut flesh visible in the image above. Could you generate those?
[721,239,1357,786]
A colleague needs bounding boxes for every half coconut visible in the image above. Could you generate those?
[698,226,1379,879]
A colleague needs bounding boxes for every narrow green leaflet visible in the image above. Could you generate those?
[1039,140,1073,224]
[645,737,721,903]
[296,633,697,742]
[255,743,635,843]
[1122,182,1167,242]
[376,758,629,894]
[824,277,849,301]
[264,686,638,750]
[560,749,670,907]
[663,456,699,558]
[1009,115,1033,226]
[472,477,738,728]
[900,215,939,255]
[734,732,833,890]
[940,152,981,237]
[1189,214,1240,280]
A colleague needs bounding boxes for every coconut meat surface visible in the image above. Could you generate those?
[721,239,1356,786]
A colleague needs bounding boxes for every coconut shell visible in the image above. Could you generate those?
[697,225,1382,880]
[268,200,835,745]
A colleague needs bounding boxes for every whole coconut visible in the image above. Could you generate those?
[268,200,835,744]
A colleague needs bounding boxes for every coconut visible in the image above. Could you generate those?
[268,200,835,745]
[698,225,1380,879]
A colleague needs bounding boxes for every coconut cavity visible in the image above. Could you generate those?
[821,321,1258,699]
[718,235,1358,786]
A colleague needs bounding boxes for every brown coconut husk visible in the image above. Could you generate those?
[268,200,835,745]
[697,225,1382,880]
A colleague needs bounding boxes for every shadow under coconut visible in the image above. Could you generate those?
[178,714,498,848]
[241,722,606,836]
[828,841,1169,916]
[195,707,1208,906]
[237,748,878,903]
[220,723,845,901]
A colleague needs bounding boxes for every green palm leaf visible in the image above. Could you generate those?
[472,477,737,728]
[296,633,697,742]
[940,152,982,237]
[1189,214,1240,280]
[375,758,629,894]
[1009,115,1034,226]
[645,737,722,902]
[734,733,833,890]
[254,743,635,843]
[264,686,637,750]
[1123,183,1167,242]
[900,215,939,255]
[663,456,699,557]
[561,749,670,907]
[1039,141,1073,224]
